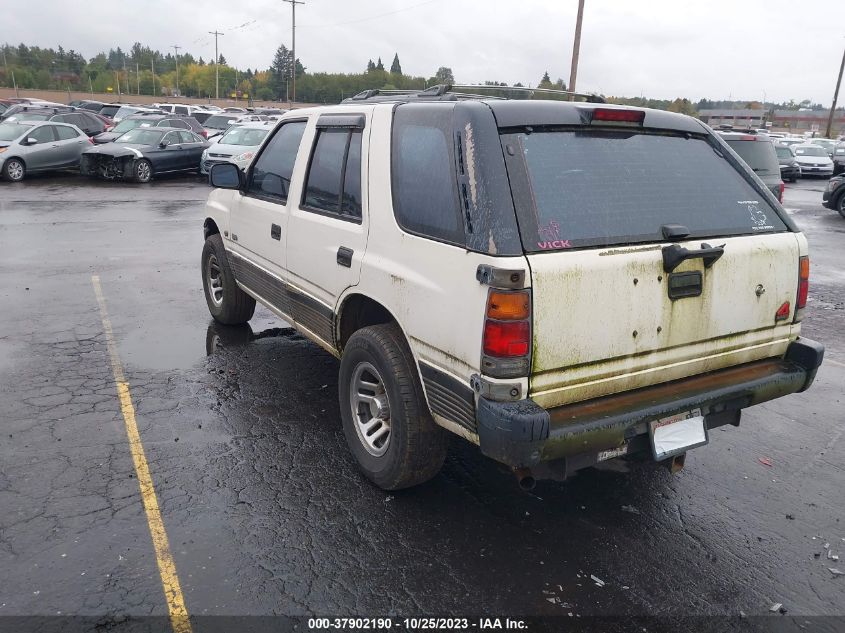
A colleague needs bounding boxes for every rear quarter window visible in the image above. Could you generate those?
[502,130,788,252]
[391,104,464,245]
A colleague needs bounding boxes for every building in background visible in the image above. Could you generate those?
[698,108,845,136]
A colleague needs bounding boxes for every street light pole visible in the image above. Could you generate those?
[172,45,181,96]
[568,0,585,100]
[825,44,845,139]
[283,0,305,104]
[209,30,224,99]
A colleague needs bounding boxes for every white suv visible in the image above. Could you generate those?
[200,87,824,490]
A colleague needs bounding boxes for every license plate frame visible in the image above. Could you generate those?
[649,409,708,461]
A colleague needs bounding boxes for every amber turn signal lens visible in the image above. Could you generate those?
[799,256,810,281]
[487,291,530,320]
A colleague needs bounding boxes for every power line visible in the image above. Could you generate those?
[298,0,439,29]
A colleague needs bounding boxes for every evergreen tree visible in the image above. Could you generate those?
[376,57,384,71]
[366,59,375,72]
[270,44,293,98]
[390,53,402,75]
[218,53,227,65]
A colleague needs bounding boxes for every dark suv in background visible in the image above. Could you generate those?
[775,144,801,182]
[717,130,784,202]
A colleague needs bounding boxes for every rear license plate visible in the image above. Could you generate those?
[649,409,707,460]
[597,445,628,462]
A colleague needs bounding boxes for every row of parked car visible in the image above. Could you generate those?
[767,132,844,179]
[0,98,285,182]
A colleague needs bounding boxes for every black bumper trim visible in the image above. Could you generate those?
[477,338,824,468]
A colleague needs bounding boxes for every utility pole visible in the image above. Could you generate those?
[568,0,585,100]
[123,54,129,95]
[825,44,845,139]
[209,30,224,99]
[1,44,15,95]
[172,45,181,96]
[283,0,305,103]
[136,62,140,95]
[115,70,121,98]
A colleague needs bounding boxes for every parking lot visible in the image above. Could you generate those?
[0,174,843,628]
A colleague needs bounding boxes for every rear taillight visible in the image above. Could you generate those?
[484,321,529,357]
[795,256,809,322]
[201,130,208,139]
[778,182,784,203]
[481,289,531,378]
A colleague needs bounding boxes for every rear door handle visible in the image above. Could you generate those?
[270,224,281,240]
[337,246,353,268]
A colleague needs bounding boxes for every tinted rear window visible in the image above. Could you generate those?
[502,130,787,252]
[391,106,463,245]
[99,106,120,118]
[724,139,780,176]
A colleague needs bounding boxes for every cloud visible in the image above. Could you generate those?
[5,0,843,103]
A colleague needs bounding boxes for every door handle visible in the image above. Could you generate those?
[337,246,353,268]
[662,243,725,273]
[270,224,281,240]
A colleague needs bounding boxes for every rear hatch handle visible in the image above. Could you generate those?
[662,242,725,273]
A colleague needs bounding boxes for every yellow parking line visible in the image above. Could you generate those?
[92,275,192,633]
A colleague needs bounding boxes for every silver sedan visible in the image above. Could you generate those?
[0,121,90,182]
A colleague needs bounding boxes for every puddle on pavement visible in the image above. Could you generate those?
[119,313,289,372]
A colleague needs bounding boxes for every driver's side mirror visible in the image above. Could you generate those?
[210,162,242,190]
[23,137,37,146]
[159,140,170,149]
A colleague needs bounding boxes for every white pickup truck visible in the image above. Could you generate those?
[200,85,824,490]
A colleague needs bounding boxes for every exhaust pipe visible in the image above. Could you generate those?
[512,467,536,491]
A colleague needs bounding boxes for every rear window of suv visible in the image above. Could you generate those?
[501,130,787,252]
[724,139,780,177]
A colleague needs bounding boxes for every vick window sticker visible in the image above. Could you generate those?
[537,220,572,250]
[737,200,774,231]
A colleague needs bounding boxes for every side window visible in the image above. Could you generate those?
[55,125,79,141]
[247,121,307,204]
[71,114,89,129]
[391,105,463,244]
[29,126,56,144]
[303,128,363,219]
[169,119,189,129]
[174,105,188,115]
[162,132,178,146]
[342,132,362,217]
[178,131,196,144]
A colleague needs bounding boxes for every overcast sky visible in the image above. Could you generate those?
[5,0,844,104]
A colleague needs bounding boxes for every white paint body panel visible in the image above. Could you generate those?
[527,232,803,409]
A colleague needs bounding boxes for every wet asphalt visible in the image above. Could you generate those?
[0,174,843,628]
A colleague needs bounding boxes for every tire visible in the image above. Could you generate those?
[3,158,25,182]
[134,159,153,183]
[837,193,845,219]
[339,323,448,490]
[201,234,255,325]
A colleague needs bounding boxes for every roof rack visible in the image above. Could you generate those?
[341,84,605,104]
[451,84,605,103]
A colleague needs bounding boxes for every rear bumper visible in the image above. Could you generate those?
[476,338,824,469]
